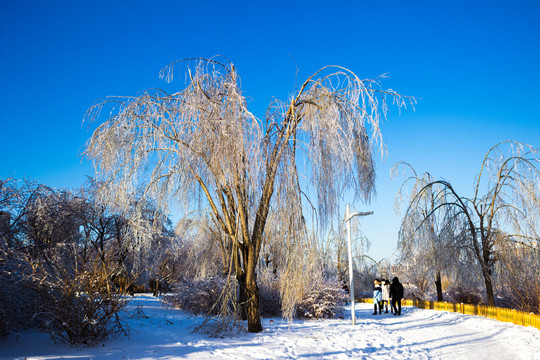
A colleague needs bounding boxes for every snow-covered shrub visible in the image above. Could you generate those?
[0,249,40,339]
[446,285,484,305]
[495,246,540,314]
[496,281,540,314]
[34,259,128,345]
[295,277,348,319]
[404,283,433,301]
[258,269,281,317]
[164,276,228,315]
[40,287,127,345]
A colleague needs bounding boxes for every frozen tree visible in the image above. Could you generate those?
[0,178,41,250]
[0,178,41,337]
[393,162,460,301]
[314,216,371,294]
[85,57,411,332]
[398,142,540,306]
[77,181,156,291]
[23,186,83,261]
[493,154,540,312]
[0,180,131,342]
[77,182,121,266]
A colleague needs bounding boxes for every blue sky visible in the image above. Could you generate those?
[1,1,539,261]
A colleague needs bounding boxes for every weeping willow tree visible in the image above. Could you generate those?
[393,162,461,301]
[85,57,411,332]
[395,142,540,306]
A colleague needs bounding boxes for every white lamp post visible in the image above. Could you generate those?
[345,203,373,325]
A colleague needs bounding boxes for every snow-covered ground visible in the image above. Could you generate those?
[1,294,539,360]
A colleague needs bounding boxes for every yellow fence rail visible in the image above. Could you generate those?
[357,298,540,331]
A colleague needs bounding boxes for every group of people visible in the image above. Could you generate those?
[372,277,404,316]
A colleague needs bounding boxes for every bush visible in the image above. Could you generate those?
[404,284,433,301]
[40,288,127,345]
[166,274,348,322]
[295,277,348,319]
[164,276,228,315]
[0,250,40,339]
[34,262,128,345]
[495,282,540,314]
[0,244,128,344]
[446,285,484,304]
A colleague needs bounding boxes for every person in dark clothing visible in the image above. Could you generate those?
[390,277,404,315]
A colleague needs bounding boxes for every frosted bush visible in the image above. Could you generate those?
[295,277,348,319]
[404,284,433,301]
[34,261,128,345]
[446,285,484,305]
[0,250,39,339]
[494,281,540,313]
[40,287,127,345]
[164,277,228,315]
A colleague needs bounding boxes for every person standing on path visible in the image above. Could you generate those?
[382,279,391,314]
[373,279,383,315]
[390,277,404,315]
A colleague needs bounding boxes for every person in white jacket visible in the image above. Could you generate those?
[382,279,391,314]
[373,279,383,315]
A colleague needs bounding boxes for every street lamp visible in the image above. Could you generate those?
[345,203,373,325]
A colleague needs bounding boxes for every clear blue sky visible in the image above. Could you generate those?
[1,1,539,261]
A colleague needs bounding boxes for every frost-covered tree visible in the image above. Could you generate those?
[0,180,131,342]
[394,163,460,301]
[0,178,42,338]
[85,57,411,332]
[77,180,177,291]
[23,186,82,261]
[398,142,540,306]
[0,178,41,250]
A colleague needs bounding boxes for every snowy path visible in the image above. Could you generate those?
[1,294,539,359]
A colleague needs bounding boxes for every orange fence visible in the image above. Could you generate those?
[357,298,540,330]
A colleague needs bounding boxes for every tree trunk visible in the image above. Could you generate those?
[242,240,263,333]
[482,268,495,306]
[435,270,443,301]
[237,273,248,321]
[246,273,262,332]
[236,256,263,332]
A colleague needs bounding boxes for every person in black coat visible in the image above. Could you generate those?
[390,277,404,315]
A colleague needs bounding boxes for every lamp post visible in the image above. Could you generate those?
[345,203,373,325]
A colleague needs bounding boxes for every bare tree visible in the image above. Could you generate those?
[398,142,540,306]
[0,178,42,250]
[23,186,83,262]
[394,162,461,301]
[85,57,411,332]
[0,178,42,338]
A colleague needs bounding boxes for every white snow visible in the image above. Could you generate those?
[1,294,539,359]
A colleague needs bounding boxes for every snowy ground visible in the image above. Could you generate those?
[1,294,539,360]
